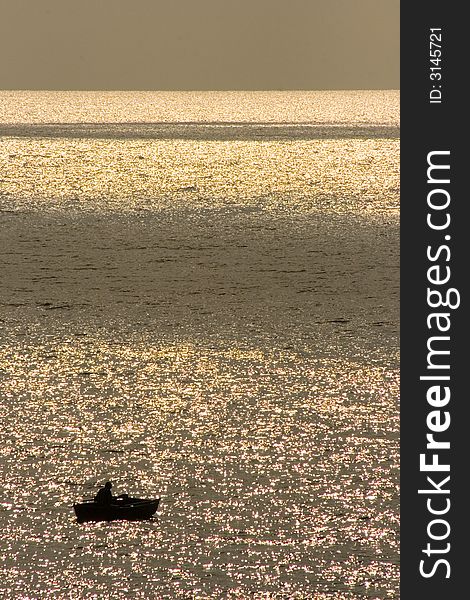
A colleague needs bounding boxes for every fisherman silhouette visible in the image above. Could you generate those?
[94,481,113,505]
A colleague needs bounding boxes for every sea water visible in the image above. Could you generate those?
[0,91,399,599]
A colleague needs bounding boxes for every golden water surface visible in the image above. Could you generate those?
[0,91,399,599]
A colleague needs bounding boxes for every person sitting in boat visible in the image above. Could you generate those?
[94,481,114,505]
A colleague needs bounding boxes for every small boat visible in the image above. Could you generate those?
[74,496,160,523]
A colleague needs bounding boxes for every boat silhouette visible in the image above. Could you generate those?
[74,496,160,523]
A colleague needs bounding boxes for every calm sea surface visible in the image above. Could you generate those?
[0,91,399,599]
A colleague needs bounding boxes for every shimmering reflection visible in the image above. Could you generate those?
[0,90,399,125]
[0,340,398,598]
[0,137,399,215]
[0,91,399,217]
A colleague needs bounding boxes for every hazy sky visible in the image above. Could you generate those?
[0,0,399,90]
